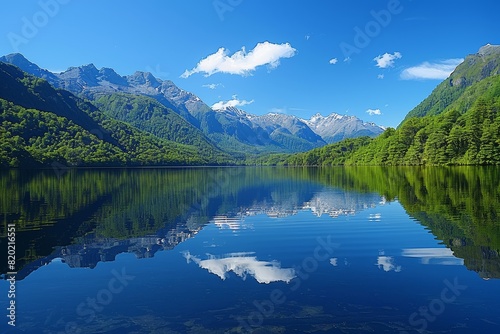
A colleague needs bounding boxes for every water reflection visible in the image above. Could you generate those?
[402,248,465,265]
[182,251,296,284]
[376,252,402,272]
[1,166,499,280]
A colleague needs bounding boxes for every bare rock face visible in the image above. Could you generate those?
[477,44,500,79]
[478,43,500,56]
[450,77,467,87]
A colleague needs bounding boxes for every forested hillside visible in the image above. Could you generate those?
[267,136,372,166]
[0,62,232,167]
[93,93,222,154]
[402,44,500,121]
[345,75,500,165]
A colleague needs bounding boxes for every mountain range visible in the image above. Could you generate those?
[2,44,498,167]
[0,53,384,158]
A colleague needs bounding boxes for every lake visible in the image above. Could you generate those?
[1,166,500,333]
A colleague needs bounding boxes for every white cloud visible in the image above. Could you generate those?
[377,74,384,79]
[374,52,402,68]
[181,41,297,78]
[376,256,402,272]
[305,35,311,41]
[366,108,382,116]
[202,83,223,90]
[269,107,287,114]
[400,58,463,80]
[47,68,65,74]
[330,258,338,266]
[183,251,296,284]
[329,58,338,65]
[343,57,351,63]
[211,95,254,110]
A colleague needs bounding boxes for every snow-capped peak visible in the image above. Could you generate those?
[213,105,253,118]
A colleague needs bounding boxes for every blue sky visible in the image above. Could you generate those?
[1,0,499,127]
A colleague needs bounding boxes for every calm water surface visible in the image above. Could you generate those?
[1,167,500,333]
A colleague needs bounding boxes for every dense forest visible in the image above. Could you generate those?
[249,136,372,166]
[346,81,500,165]
[0,98,219,167]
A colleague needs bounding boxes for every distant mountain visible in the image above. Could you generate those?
[92,93,221,154]
[202,106,327,154]
[403,43,500,122]
[195,107,283,155]
[0,62,231,167]
[250,112,326,150]
[0,53,207,126]
[302,113,384,143]
[195,107,383,154]
[0,53,59,84]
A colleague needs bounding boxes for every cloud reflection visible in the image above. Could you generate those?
[401,248,464,265]
[182,251,296,284]
[376,256,402,272]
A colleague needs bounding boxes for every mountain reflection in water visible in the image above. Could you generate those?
[1,166,499,280]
